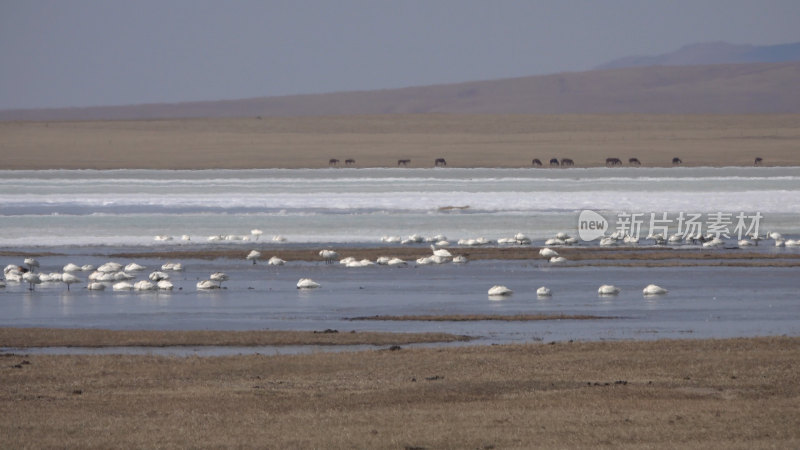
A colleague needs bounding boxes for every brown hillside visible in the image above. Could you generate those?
[2,62,799,121]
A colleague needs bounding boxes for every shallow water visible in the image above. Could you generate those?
[2,257,798,350]
[2,167,799,354]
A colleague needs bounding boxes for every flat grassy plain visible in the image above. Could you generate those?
[1,114,799,169]
[2,337,798,448]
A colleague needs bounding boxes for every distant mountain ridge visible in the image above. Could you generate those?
[596,41,800,70]
[2,61,800,121]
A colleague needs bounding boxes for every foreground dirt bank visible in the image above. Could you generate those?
[1,337,798,448]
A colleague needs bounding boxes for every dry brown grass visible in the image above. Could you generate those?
[2,114,799,169]
[0,327,470,348]
[1,337,798,448]
[349,314,612,322]
[102,246,800,269]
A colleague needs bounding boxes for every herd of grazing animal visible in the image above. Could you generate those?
[325,156,766,167]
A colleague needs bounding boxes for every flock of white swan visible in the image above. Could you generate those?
[3,229,794,299]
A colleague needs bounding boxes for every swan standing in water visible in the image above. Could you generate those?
[24,258,39,273]
[251,229,263,241]
[22,272,41,291]
[246,250,262,265]
[210,272,229,288]
[61,273,81,291]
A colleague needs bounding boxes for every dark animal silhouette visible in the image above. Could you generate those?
[329,158,340,167]
[629,158,641,166]
[397,159,410,166]
[549,158,559,167]
[672,157,682,165]
[606,158,622,167]
[435,158,447,167]
[345,159,355,166]
[561,158,574,167]
[754,157,763,166]
[532,159,542,167]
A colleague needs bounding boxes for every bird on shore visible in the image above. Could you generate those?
[539,248,559,258]
[319,249,339,264]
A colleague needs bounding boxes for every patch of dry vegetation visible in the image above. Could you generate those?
[349,313,612,322]
[1,337,798,448]
[2,114,799,169]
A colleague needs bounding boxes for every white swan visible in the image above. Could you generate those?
[246,250,262,264]
[61,273,81,291]
[148,271,170,281]
[272,235,287,242]
[81,264,95,272]
[210,272,229,287]
[112,281,134,291]
[133,280,156,291]
[702,237,725,248]
[452,255,468,264]
[181,235,191,241]
[63,263,82,272]
[161,262,183,271]
[154,235,173,241]
[514,233,531,244]
[114,272,134,281]
[545,238,565,246]
[642,284,668,295]
[539,248,558,258]
[97,262,123,273]
[296,278,320,289]
[87,282,105,291]
[785,239,800,247]
[415,256,434,265]
[22,272,42,290]
[24,257,39,273]
[250,229,263,240]
[319,249,339,264]
[387,258,407,266]
[196,280,220,290]
[157,280,174,290]
[549,256,567,263]
[267,256,285,266]
[125,262,146,272]
[536,286,552,297]
[488,285,513,296]
[738,239,754,247]
[431,245,452,258]
[598,285,621,295]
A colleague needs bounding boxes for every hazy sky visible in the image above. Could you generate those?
[2,0,800,109]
